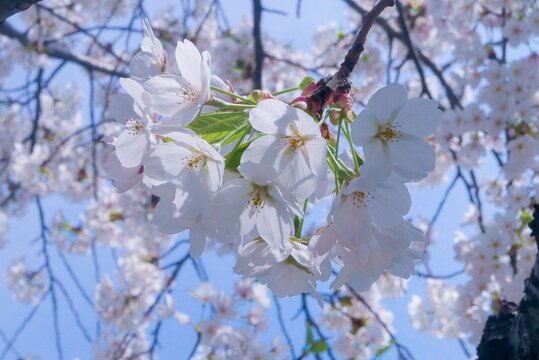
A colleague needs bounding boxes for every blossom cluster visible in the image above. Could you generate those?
[104,19,441,306]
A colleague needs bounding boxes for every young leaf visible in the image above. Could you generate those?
[299,76,315,90]
[310,339,329,354]
[188,111,249,144]
[224,137,254,170]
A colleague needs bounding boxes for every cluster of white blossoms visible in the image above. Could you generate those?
[105,19,442,305]
[187,280,290,359]
[398,0,539,344]
[319,275,406,358]
[5,257,49,305]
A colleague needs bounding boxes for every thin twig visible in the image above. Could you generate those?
[0,22,127,77]
[252,0,264,89]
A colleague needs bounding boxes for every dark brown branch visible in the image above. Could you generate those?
[0,22,127,77]
[0,0,40,23]
[305,0,394,118]
[252,0,264,89]
[394,0,432,99]
[330,0,395,90]
[342,0,462,109]
[477,204,539,359]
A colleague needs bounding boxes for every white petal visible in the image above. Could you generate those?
[394,98,441,137]
[277,148,318,201]
[115,128,149,168]
[304,138,327,176]
[174,173,211,217]
[257,201,293,261]
[144,74,199,118]
[209,179,256,242]
[249,99,296,136]
[367,180,411,227]
[153,199,184,234]
[188,220,207,258]
[360,139,392,183]
[119,78,146,116]
[199,50,212,104]
[141,18,164,58]
[351,107,379,145]
[241,135,285,174]
[129,51,161,80]
[332,197,372,246]
[367,83,407,123]
[204,158,224,192]
[107,94,139,121]
[175,39,203,90]
[239,137,281,185]
[390,134,436,181]
[290,108,320,136]
[309,226,337,257]
[144,142,191,181]
[103,152,142,192]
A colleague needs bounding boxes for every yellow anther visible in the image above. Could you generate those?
[288,135,305,151]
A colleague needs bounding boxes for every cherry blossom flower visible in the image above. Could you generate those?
[109,78,153,168]
[234,238,330,306]
[144,39,211,127]
[209,162,302,261]
[129,18,168,80]
[351,84,441,182]
[243,99,328,200]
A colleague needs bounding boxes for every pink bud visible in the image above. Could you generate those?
[335,93,353,111]
[301,83,318,96]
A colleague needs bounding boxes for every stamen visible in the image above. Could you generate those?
[351,191,373,208]
[126,119,145,135]
[287,135,305,152]
[175,83,199,105]
[377,124,401,142]
[247,186,268,212]
[182,152,207,172]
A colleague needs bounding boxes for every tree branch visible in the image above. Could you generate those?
[0,0,40,23]
[333,0,395,85]
[306,0,394,118]
[252,0,264,89]
[0,22,127,77]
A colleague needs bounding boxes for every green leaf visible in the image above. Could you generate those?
[362,53,370,63]
[188,111,249,145]
[299,76,315,90]
[521,209,532,226]
[336,30,345,40]
[306,322,314,345]
[310,339,328,354]
[375,339,395,358]
[224,137,254,171]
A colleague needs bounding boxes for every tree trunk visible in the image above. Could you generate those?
[477,204,539,360]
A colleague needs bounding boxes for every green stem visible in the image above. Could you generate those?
[210,85,255,104]
[343,121,362,174]
[334,117,344,193]
[207,98,255,110]
[295,199,309,238]
[272,87,299,96]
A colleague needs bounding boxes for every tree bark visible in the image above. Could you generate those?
[477,204,539,360]
[0,0,41,23]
